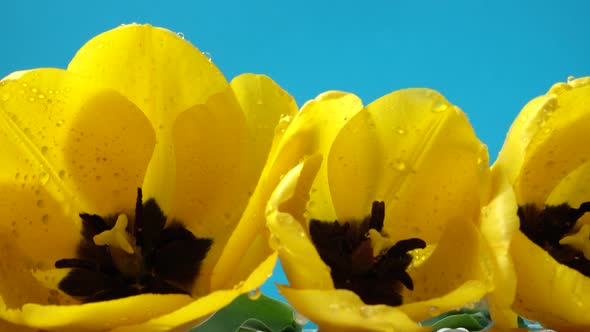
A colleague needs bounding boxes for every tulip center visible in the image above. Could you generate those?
[309,201,426,306]
[518,202,590,277]
[54,188,212,302]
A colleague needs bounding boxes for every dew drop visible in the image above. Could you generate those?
[29,97,36,102]
[41,214,49,224]
[14,172,20,180]
[58,170,66,179]
[395,127,407,135]
[176,32,185,39]
[21,82,28,88]
[393,160,407,171]
[40,146,49,154]
[247,288,262,300]
[31,87,38,93]
[36,200,44,208]
[359,305,375,318]
[432,101,448,113]
[202,51,212,61]
[56,119,64,127]
[428,305,441,316]
[39,172,50,185]
[269,233,281,249]
[38,94,45,99]
[293,311,309,326]
[567,75,575,82]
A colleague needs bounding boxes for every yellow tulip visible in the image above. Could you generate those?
[485,77,590,331]
[266,89,493,331]
[0,24,298,331]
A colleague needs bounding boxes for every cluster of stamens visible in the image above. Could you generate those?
[55,188,212,302]
[309,201,426,306]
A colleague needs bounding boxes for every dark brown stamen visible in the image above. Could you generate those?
[518,202,590,277]
[55,188,212,302]
[309,201,426,306]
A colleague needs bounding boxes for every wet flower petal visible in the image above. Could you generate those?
[487,77,590,331]
[1,24,294,331]
[267,88,491,331]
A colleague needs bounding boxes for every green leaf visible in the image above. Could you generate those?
[421,309,492,332]
[189,293,304,332]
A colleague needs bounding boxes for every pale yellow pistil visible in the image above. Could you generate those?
[93,214,144,277]
[93,214,135,254]
[560,223,590,260]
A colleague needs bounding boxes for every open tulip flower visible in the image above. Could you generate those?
[484,77,590,331]
[265,89,494,331]
[0,24,298,331]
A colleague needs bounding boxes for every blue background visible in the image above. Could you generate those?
[1,0,589,322]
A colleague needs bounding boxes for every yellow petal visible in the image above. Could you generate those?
[279,287,427,332]
[511,231,590,331]
[169,88,249,294]
[329,88,489,243]
[508,79,590,205]
[400,217,492,321]
[0,294,191,331]
[0,68,156,216]
[68,24,228,213]
[266,159,333,290]
[0,319,37,332]
[109,252,277,332]
[480,169,519,329]
[212,91,361,290]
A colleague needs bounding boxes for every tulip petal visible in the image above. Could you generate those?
[68,24,228,213]
[0,68,156,216]
[480,170,519,329]
[510,231,590,331]
[511,82,590,205]
[279,287,427,332]
[329,88,489,242]
[212,91,361,290]
[170,88,250,293]
[0,319,37,332]
[109,252,277,332]
[0,187,78,309]
[1,294,191,331]
[400,217,491,321]
[266,159,334,290]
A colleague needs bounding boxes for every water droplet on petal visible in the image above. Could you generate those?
[393,160,407,171]
[41,214,49,224]
[176,32,185,39]
[268,233,281,249]
[247,288,262,300]
[31,87,38,93]
[56,120,64,127]
[39,172,50,185]
[428,305,441,316]
[293,311,309,326]
[38,94,45,99]
[395,127,407,135]
[567,75,575,82]
[432,101,448,113]
[36,200,44,208]
[359,305,375,318]
[58,170,66,179]
[40,146,49,154]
